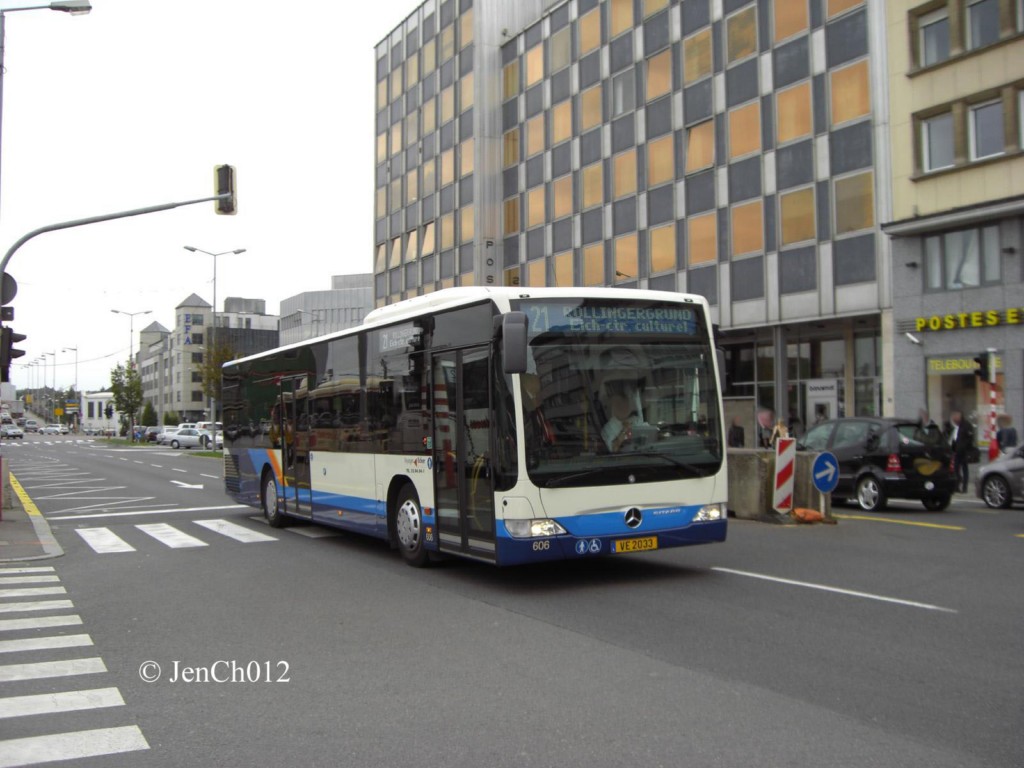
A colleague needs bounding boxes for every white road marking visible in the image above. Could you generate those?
[712,567,957,613]
[0,725,149,766]
[136,523,208,549]
[0,657,107,682]
[0,576,60,585]
[0,587,66,599]
[0,615,82,632]
[0,600,74,614]
[75,528,136,554]
[48,504,247,521]
[0,567,55,575]
[194,519,277,543]
[0,687,124,719]
[0,633,93,654]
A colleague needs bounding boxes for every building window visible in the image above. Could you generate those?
[925,225,1001,290]
[614,234,638,282]
[582,162,603,209]
[406,229,419,262]
[775,0,808,42]
[613,149,637,198]
[390,123,402,157]
[726,6,757,64]
[921,112,954,172]
[422,157,436,193]
[406,54,419,90]
[191,353,203,364]
[611,0,633,38]
[377,79,388,111]
[405,112,418,148]
[918,7,950,67]
[440,85,454,124]
[834,171,874,236]
[684,28,713,84]
[647,134,674,187]
[423,99,436,133]
[440,213,454,250]
[579,8,601,55]
[581,84,603,131]
[830,60,870,126]
[422,38,436,73]
[459,138,474,177]
[612,70,635,117]
[460,205,474,243]
[553,175,573,220]
[827,0,862,18]
[406,168,418,205]
[552,100,572,145]
[192,391,204,402]
[375,244,386,271]
[645,0,668,16]
[422,222,436,255]
[460,73,474,112]
[646,49,672,102]
[440,148,454,186]
[686,120,715,172]
[780,187,816,246]
[966,0,999,50]
[526,186,545,228]
[525,44,543,87]
[729,101,761,159]
[192,315,203,326]
[504,198,519,233]
[526,114,545,157]
[502,61,519,101]
[191,371,203,383]
[650,223,675,273]
[969,99,1004,160]
[376,132,387,164]
[503,128,519,167]
[688,212,718,265]
[777,81,812,144]
[459,8,474,49]
[390,236,402,268]
[583,243,604,285]
[732,199,763,256]
[550,26,570,73]
[554,250,573,286]
[192,332,204,346]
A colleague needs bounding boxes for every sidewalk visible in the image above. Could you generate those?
[0,475,64,562]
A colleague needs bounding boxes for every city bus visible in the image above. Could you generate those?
[221,287,727,566]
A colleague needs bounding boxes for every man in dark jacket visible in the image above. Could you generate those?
[946,411,974,493]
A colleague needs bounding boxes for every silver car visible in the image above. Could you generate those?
[169,428,223,450]
[976,445,1024,509]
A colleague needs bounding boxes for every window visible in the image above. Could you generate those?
[460,72,474,112]
[732,199,763,256]
[729,101,761,159]
[830,60,869,126]
[504,197,520,232]
[611,0,633,37]
[827,0,862,17]
[459,8,474,49]
[390,68,402,103]
[612,70,635,117]
[553,175,573,219]
[581,84,603,131]
[440,25,455,62]
[918,8,950,67]
[777,82,812,144]
[440,213,454,249]
[834,171,874,236]
[376,187,386,218]
[422,157,436,193]
[684,29,712,84]
[775,0,808,42]
[526,114,545,157]
[650,223,675,273]
[614,234,639,282]
[405,112,418,147]
[550,27,571,72]
[390,236,402,267]
[780,187,815,245]
[647,134,674,187]
[503,128,519,167]
[423,99,436,133]
[613,149,637,198]
[422,38,436,73]
[390,123,402,157]
[405,54,419,90]
[526,44,544,87]
[502,62,519,101]
[579,8,601,55]
[406,168,418,205]
[688,212,717,265]
[686,120,714,172]
[422,222,436,255]
[583,243,604,285]
[440,148,454,186]
[527,257,546,286]
[440,85,454,124]
[726,7,757,64]
[967,0,999,50]
[925,225,1001,289]
[192,353,203,364]
[192,332,204,346]
[552,100,572,145]
[192,391,204,403]
[377,79,388,111]
[375,244,386,271]
[527,186,545,228]
[390,177,401,212]
[969,100,1004,160]
[554,250,573,286]
[459,138,474,177]
[645,0,668,16]
[406,230,418,262]
[460,205,474,243]
[921,112,954,172]
[582,162,603,209]
[376,132,387,164]
[646,49,672,101]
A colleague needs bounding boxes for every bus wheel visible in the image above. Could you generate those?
[395,486,428,567]
[262,471,287,528]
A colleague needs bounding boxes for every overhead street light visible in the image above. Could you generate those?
[110,309,151,368]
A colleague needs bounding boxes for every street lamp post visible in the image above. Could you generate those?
[184,246,245,450]
[62,346,77,431]
[42,351,54,423]
[0,1,91,220]
[111,309,151,441]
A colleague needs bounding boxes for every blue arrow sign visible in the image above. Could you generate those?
[812,452,840,494]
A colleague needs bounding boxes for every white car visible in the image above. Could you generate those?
[1,425,24,439]
[40,424,62,435]
[156,428,181,445]
[169,428,223,450]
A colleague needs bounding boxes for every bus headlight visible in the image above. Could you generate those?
[693,503,723,522]
[505,519,567,538]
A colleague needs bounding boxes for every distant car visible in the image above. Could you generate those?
[156,428,181,445]
[976,445,1024,509]
[798,417,956,512]
[144,426,163,442]
[169,428,223,450]
[1,425,24,439]
[24,420,39,433]
[40,424,62,435]
[59,424,69,434]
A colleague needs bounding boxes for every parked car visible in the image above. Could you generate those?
[976,445,1024,509]
[59,424,69,434]
[24,420,39,433]
[169,428,223,450]
[798,417,955,512]
[144,426,164,442]
[1,425,24,439]
[156,428,182,445]
[40,424,62,435]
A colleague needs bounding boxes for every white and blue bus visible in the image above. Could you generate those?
[222,287,727,566]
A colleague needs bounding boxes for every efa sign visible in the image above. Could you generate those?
[914,307,1022,333]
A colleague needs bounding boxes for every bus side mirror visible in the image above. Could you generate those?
[501,312,528,374]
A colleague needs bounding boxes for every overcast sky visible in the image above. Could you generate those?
[1,0,417,393]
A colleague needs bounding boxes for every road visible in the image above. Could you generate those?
[1,434,1022,767]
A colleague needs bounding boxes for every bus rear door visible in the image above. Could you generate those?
[278,375,313,520]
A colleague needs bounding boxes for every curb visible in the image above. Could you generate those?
[3,475,64,561]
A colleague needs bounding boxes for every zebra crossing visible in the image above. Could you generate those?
[72,517,339,555]
[0,565,150,766]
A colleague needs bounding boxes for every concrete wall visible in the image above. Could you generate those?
[728,449,834,521]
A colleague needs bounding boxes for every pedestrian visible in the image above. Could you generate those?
[945,411,974,493]
[996,415,1018,454]
[756,409,774,449]
[727,416,745,448]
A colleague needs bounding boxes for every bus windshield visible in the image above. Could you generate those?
[514,297,722,488]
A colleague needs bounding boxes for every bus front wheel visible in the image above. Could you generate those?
[262,471,287,528]
[395,486,428,567]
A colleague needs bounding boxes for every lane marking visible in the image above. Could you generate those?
[0,576,60,585]
[0,725,149,765]
[194,519,277,543]
[0,600,74,614]
[247,516,340,538]
[832,513,965,531]
[200,474,219,479]
[0,567,55,575]
[48,504,247,521]
[0,634,93,654]
[712,567,957,613]
[136,523,208,549]
[0,615,83,632]
[75,529,136,554]
[0,657,107,682]
[0,587,66,599]
[0,687,124,720]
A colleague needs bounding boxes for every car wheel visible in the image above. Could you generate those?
[171,440,179,449]
[856,475,886,512]
[921,494,951,512]
[394,485,428,567]
[981,476,1012,510]
[262,470,288,527]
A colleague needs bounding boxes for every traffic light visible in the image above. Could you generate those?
[105,404,114,419]
[974,353,990,381]
[214,164,237,215]
[1,326,26,383]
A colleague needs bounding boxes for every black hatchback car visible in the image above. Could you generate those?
[797,417,955,511]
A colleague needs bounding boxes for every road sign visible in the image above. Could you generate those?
[812,451,839,494]
[773,437,796,512]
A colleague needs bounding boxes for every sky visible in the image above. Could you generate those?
[0,0,419,393]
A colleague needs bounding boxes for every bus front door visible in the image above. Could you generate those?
[279,376,313,520]
[432,348,495,560]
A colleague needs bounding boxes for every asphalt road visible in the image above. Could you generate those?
[2,435,1022,768]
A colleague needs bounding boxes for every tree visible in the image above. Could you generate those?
[163,411,178,426]
[109,361,144,440]
[200,337,238,405]
[141,401,157,428]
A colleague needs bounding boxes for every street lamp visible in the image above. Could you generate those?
[184,246,245,449]
[110,309,151,368]
[62,346,78,431]
[0,1,92,219]
[42,351,54,423]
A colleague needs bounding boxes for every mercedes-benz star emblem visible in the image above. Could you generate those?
[624,508,642,528]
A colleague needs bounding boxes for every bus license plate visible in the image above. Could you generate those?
[612,536,657,553]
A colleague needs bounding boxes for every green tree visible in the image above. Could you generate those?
[110,361,144,440]
[163,411,179,426]
[201,337,238,405]
[141,401,157,428]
